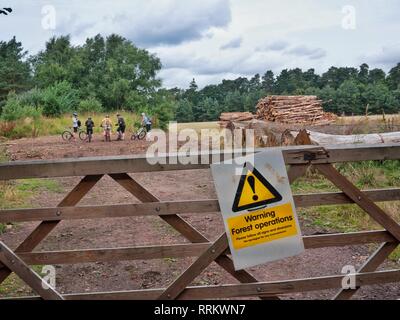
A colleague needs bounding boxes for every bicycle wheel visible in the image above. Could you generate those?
[131,133,137,140]
[62,131,73,141]
[79,131,87,141]
[138,129,147,140]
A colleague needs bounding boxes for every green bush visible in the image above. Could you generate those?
[78,97,103,113]
[17,88,43,107]
[152,101,175,130]
[1,82,79,119]
[1,93,42,122]
[40,81,79,116]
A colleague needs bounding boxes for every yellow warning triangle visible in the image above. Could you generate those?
[232,162,282,212]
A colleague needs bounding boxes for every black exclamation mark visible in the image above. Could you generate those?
[247,175,258,201]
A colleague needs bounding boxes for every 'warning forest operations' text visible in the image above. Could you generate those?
[227,203,298,250]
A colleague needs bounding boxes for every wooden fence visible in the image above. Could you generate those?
[0,144,399,300]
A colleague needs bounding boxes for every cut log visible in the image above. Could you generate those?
[292,130,400,145]
[294,129,314,145]
[281,129,295,146]
[219,112,254,127]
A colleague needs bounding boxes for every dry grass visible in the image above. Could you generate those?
[337,114,400,124]
[176,121,220,134]
[335,114,400,134]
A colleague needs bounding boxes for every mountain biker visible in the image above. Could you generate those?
[85,117,95,143]
[116,113,126,141]
[141,112,152,133]
[72,112,81,138]
[101,115,113,142]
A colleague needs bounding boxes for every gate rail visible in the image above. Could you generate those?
[0,144,399,300]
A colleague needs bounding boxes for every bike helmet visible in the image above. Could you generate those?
[73,112,77,116]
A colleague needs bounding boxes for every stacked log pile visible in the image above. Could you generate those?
[256,95,336,125]
[219,112,254,127]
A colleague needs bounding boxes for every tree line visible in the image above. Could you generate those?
[1,34,399,126]
[0,35,174,127]
[172,64,400,122]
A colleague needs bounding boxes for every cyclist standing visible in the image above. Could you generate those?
[101,115,113,142]
[85,117,95,143]
[141,112,152,133]
[72,112,81,139]
[116,113,126,141]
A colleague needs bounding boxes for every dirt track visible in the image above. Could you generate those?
[1,134,399,300]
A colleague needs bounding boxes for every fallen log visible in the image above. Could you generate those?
[219,112,254,125]
[291,130,400,145]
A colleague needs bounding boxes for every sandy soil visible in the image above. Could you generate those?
[0,134,399,300]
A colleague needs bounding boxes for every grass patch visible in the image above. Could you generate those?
[291,173,339,193]
[17,178,63,193]
[0,179,63,212]
[0,265,47,298]
[294,160,400,261]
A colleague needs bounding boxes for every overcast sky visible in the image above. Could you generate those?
[1,0,399,88]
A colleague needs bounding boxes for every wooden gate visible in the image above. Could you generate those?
[0,144,399,300]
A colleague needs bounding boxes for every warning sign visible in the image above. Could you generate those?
[228,203,297,250]
[232,162,282,212]
[211,149,304,270]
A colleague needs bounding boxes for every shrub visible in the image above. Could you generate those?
[17,88,43,107]
[40,81,79,116]
[78,97,103,113]
[1,82,78,119]
[151,101,175,130]
[1,93,42,122]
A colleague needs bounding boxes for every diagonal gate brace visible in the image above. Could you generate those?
[0,241,63,300]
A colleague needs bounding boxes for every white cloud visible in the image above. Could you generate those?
[220,37,242,50]
[361,44,400,68]
[58,0,231,46]
[285,45,327,60]
[256,41,289,52]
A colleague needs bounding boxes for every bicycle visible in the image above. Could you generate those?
[131,126,147,140]
[102,126,112,142]
[61,127,87,141]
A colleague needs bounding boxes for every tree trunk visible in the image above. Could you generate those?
[292,130,400,145]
